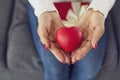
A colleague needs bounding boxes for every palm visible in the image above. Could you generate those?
[71,9,105,64]
[38,12,70,64]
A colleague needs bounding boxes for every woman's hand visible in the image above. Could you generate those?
[38,11,70,64]
[71,9,105,64]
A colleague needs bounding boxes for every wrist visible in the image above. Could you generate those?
[88,8,104,19]
[38,11,60,23]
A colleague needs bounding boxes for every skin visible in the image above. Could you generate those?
[37,9,105,65]
[38,11,71,64]
[71,9,105,64]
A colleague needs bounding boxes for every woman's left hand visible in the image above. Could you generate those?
[71,9,105,64]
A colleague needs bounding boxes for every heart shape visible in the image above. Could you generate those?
[56,26,83,53]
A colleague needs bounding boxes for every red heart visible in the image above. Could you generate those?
[56,26,83,53]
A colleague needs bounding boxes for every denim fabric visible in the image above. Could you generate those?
[28,4,106,80]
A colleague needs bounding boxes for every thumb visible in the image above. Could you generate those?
[37,26,50,49]
[91,25,104,49]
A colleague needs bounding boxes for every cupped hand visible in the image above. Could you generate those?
[38,11,70,64]
[71,9,105,64]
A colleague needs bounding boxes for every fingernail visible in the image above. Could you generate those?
[44,44,48,51]
[72,60,76,64]
[94,43,98,50]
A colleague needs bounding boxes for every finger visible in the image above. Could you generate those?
[91,25,105,48]
[49,32,56,42]
[54,41,71,65]
[55,42,71,65]
[76,41,92,61]
[60,50,71,65]
[49,42,65,64]
[37,26,50,48]
[71,51,78,64]
[71,41,86,64]
[38,14,52,48]
[71,40,86,64]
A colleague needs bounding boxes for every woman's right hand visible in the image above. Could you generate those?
[38,11,70,65]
